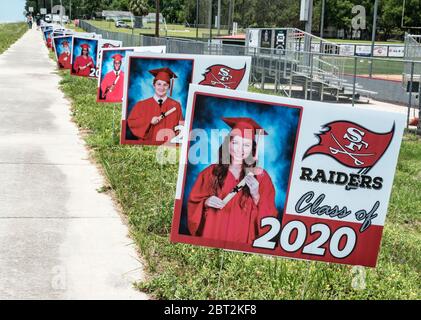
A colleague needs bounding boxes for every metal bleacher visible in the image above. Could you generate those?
[246,28,376,102]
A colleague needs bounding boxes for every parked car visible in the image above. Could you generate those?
[115,20,130,28]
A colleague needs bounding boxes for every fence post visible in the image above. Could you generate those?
[407,61,415,129]
[260,58,265,90]
[309,53,314,100]
[352,57,357,107]
[417,62,421,135]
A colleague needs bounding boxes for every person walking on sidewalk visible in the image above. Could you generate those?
[26,15,33,29]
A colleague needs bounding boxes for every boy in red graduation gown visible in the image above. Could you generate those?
[72,43,95,77]
[127,67,183,145]
[187,118,278,245]
[100,54,125,102]
[57,40,72,69]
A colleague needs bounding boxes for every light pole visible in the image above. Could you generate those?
[196,0,199,40]
[217,0,221,36]
[369,0,379,77]
[155,0,160,37]
[320,0,325,38]
[208,0,213,40]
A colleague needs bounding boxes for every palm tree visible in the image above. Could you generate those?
[128,0,148,16]
[128,0,148,29]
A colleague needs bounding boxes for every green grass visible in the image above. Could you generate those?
[54,62,420,299]
[88,20,235,39]
[0,23,27,54]
[321,56,404,76]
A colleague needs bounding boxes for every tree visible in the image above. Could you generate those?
[128,0,149,16]
[109,0,130,11]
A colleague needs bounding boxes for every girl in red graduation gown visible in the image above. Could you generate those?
[57,41,72,69]
[187,118,278,245]
[73,43,94,77]
[127,67,183,145]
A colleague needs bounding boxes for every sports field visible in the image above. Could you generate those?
[88,20,234,38]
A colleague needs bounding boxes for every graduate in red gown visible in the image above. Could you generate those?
[100,54,125,102]
[187,118,278,244]
[127,67,183,145]
[72,43,95,77]
[57,40,72,69]
[46,33,52,49]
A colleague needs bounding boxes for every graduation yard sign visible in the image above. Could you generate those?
[96,46,167,103]
[120,53,252,146]
[170,84,405,268]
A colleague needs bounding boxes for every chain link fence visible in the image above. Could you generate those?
[80,20,421,133]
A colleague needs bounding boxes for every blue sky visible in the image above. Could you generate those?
[0,0,26,23]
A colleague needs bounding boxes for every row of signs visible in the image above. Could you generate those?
[247,28,405,57]
[44,23,405,267]
[339,44,405,57]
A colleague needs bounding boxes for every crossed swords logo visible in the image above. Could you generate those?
[208,71,236,89]
[328,132,374,167]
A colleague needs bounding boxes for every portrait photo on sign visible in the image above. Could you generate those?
[97,46,167,103]
[71,37,98,78]
[121,53,251,146]
[97,49,132,103]
[44,29,53,49]
[53,36,73,70]
[172,85,406,267]
[121,55,194,146]
[171,85,302,253]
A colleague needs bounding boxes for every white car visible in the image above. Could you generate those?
[115,20,130,28]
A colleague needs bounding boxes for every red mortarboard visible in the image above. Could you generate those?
[80,43,90,50]
[111,54,123,62]
[149,67,177,83]
[149,67,178,95]
[222,117,267,140]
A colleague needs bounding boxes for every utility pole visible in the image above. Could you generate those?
[155,0,160,37]
[208,0,213,40]
[301,0,313,53]
[196,0,199,40]
[228,0,234,34]
[70,0,72,20]
[369,0,379,77]
[320,0,325,38]
[217,0,221,36]
[304,0,313,36]
[300,0,313,68]
[60,0,62,25]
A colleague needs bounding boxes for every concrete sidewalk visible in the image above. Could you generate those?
[0,28,148,299]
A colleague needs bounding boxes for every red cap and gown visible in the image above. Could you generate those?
[72,43,95,77]
[100,53,125,102]
[57,40,72,69]
[187,117,278,244]
[127,67,183,145]
[46,32,52,48]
